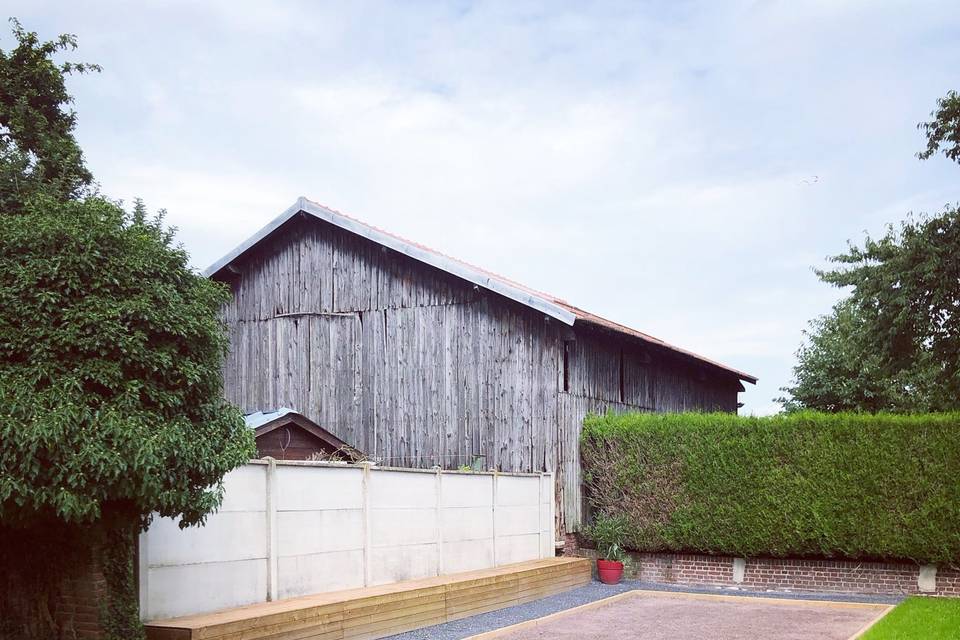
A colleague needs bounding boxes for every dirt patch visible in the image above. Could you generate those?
[474,591,888,640]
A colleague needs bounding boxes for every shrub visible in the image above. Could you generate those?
[580,411,960,565]
[584,512,628,562]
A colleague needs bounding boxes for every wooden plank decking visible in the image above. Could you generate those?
[145,557,592,640]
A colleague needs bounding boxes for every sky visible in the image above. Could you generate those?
[9,1,960,414]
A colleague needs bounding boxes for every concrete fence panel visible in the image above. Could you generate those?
[139,461,554,621]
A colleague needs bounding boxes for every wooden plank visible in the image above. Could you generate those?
[341,601,445,631]
[445,582,517,605]
[147,559,591,640]
[215,612,344,640]
[245,623,342,640]
[340,608,446,639]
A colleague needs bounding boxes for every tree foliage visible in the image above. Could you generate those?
[0,196,255,528]
[782,208,960,412]
[0,18,99,211]
[782,91,960,412]
[918,90,960,163]
[0,18,255,639]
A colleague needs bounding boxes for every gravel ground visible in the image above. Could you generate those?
[385,581,903,640]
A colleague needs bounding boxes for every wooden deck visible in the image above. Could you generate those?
[145,557,592,640]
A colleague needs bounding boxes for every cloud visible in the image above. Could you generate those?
[9,0,960,414]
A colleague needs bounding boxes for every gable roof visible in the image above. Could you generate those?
[207,197,757,384]
[244,408,366,462]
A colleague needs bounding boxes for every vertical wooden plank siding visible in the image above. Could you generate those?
[218,216,742,535]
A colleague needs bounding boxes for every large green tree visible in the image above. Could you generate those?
[0,20,254,639]
[782,92,960,412]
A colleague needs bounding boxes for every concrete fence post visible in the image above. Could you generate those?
[360,462,374,587]
[491,469,499,567]
[548,473,557,552]
[265,458,279,601]
[435,467,443,576]
[918,565,937,593]
[138,529,149,621]
[537,473,544,559]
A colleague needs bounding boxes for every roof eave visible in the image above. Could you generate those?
[575,317,758,384]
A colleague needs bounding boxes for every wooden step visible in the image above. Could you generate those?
[145,557,592,640]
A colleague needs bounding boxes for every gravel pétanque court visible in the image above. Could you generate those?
[386,581,899,640]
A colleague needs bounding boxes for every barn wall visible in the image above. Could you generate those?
[218,216,741,534]
[556,329,739,529]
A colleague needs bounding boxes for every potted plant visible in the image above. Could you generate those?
[586,512,628,585]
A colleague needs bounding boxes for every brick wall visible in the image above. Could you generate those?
[53,548,106,639]
[937,567,960,597]
[573,548,959,597]
[740,557,917,595]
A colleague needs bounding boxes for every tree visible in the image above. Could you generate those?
[782,90,960,412]
[918,90,960,163]
[780,301,896,413]
[0,18,99,212]
[781,211,960,412]
[0,20,255,639]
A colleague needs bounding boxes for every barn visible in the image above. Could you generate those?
[206,198,756,535]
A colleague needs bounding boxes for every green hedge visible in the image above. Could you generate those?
[580,411,960,565]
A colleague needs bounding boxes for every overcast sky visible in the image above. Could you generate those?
[10,1,960,414]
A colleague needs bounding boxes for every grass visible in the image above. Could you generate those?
[861,596,960,639]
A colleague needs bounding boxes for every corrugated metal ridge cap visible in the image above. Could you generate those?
[205,197,757,384]
[244,407,296,429]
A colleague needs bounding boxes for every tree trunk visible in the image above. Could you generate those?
[99,504,146,640]
[0,522,79,640]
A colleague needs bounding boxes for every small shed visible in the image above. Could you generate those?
[245,408,365,462]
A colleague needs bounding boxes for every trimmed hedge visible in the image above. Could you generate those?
[580,411,960,565]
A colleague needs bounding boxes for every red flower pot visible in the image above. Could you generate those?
[597,559,624,585]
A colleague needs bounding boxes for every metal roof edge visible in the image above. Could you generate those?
[298,199,577,325]
[202,198,305,278]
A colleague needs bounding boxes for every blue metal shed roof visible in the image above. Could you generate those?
[244,408,296,430]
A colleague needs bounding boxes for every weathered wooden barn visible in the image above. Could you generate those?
[206,198,756,534]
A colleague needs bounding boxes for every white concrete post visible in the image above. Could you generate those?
[491,469,499,567]
[435,467,443,576]
[732,558,746,584]
[138,529,149,621]
[265,458,279,601]
[537,473,544,559]
[918,565,937,593]
[360,462,374,587]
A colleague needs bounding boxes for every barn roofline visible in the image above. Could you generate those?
[204,197,576,324]
[204,197,758,385]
